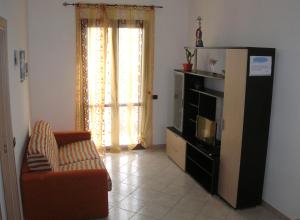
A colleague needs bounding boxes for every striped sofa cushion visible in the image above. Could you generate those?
[58,140,100,165]
[59,159,112,191]
[27,121,59,171]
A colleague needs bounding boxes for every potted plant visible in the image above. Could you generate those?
[183,48,195,72]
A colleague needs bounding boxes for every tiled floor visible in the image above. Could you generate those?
[99,147,286,220]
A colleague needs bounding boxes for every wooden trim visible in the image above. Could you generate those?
[0,16,22,220]
[218,49,248,208]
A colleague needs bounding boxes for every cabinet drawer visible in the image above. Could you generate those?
[166,129,186,170]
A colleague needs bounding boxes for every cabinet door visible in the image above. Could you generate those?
[173,72,184,132]
[218,49,248,208]
[166,129,186,170]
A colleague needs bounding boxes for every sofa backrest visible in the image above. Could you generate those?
[27,121,59,171]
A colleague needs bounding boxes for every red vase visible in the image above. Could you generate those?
[183,63,193,72]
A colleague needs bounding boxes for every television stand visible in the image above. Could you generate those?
[185,137,220,193]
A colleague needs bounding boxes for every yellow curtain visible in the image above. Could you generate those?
[75,5,154,152]
[75,5,108,154]
[109,20,121,153]
[140,16,154,148]
[106,6,155,151]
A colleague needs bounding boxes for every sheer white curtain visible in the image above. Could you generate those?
[76,5,155,153]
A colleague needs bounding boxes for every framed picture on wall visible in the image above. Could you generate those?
[19,50,25,82]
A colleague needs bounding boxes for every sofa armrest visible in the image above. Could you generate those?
[54,131,91,146]
[22,169,108,220]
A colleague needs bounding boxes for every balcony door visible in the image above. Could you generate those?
[87,21,145,150]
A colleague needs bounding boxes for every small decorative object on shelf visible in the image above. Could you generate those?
[196,16,204,47]
[183,48,195,71]
[208,58,218,73]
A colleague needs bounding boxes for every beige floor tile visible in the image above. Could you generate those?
[100,149,284,220]
[139,178,171,192]
[111,183,138,196]
[225,207,260,220]
[108,191,128,205]
[256,206,287,220]
[160,183,193,196]
[130,213,159,220]
[130,188,162,201]
[116,197,146,212]
[194,213,224,220]
[103,207,135,220]
[121,174,151,187]
[172,196,207,215]
[162,209,197,220]
[137,203,171,219]
[152,193,182,208]
[199,196,232,220]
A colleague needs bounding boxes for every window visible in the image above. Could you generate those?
[87,21,144,148]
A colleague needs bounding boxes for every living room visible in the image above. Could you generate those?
[0,0,299,219]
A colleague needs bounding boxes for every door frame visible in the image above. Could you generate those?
[0,16,22,220]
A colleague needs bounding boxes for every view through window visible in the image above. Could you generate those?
[87,23,144,148]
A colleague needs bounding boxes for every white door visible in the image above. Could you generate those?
[0,16,22,220]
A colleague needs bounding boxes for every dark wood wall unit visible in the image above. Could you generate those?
[167,47,275,207]
[182,70,223,194]
[236,48,275,208]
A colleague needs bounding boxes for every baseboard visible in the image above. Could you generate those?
[262,200,290,220]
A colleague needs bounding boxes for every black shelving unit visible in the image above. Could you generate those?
[185,142,219,193]
[174,69,225,80]
[169,46,275,208]
[176,69,223,194]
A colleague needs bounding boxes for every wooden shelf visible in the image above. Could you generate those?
[186,156,212,177]
[174,69,225,80]
[189,88,224,98]
[186,137,220,158]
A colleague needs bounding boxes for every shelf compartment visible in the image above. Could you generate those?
[186,158,212,192]
[187,143,213,173]
[187,156,212,176]
[189,88,224,99]
[175,69,225,80]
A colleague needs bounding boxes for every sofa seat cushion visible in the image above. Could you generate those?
[59,140,100,165]
[27,121,59,171]
[59,159,112,191]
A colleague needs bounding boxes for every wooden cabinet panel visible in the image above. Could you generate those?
[218,49,248,208]
[166,129,186,170]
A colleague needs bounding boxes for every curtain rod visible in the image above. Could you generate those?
[63,2,163,8]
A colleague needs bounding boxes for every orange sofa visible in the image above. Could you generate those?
[21,121,111,220]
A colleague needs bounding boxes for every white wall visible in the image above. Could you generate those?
[188,0,300,219]
[28,0,190,145]
[0,0,31,219]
